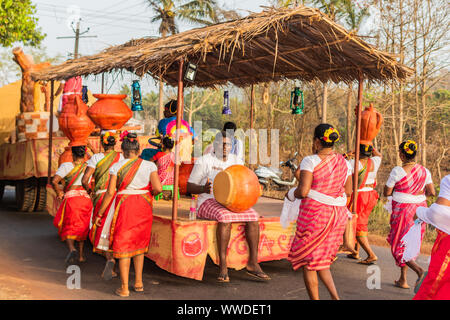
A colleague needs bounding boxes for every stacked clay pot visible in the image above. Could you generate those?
[360,103,383,146]
[87,94,132,130]
[58,95,95,147]
[213,165,261,212]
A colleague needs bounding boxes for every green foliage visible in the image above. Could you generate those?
[0,0,45,47]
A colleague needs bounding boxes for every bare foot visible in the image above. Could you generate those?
[115,287,129,297]
[79,256,86,263]
[394,280,410,289]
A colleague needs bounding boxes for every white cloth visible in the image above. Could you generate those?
[392,191,426,204]
[401,220,423,263]
[348,156,381,191]
[385,166,432,188]
[384,196,393,214]
[416,203,450,235]
[109,159,157,190]
[438,175,450,201]
[307,189,348,207]
[280,188,301,228]
[55,162,83,186]
[87,152,124,169]
[187,152,244,208]
[300,154,352,179]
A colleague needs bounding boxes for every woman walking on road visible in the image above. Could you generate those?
[288,124,352,300]
[81,131,123,280]
[52,145,93,264]
[94,132,162,297]
[384,140,435,289]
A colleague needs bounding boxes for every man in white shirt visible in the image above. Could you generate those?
[187,131,270,283]
[203,122,244,162]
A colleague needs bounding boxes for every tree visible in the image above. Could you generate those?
[147,0,218,120]
[0,0,44,47]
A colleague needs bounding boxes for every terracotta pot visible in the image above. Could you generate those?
[88,94,132,130]
[213,165,261,212]
[360,103,383,146]
[58,95,95,146]
[58,146,90,166]
[179,163,194,195]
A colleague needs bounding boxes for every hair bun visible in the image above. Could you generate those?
[127,132,137,139]
[107,136,116,144]
[409,144,416,151]
[329,132,339,142]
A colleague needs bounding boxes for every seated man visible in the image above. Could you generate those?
[203,122,244,162]
[187,131,270,283]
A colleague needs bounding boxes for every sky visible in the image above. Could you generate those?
[29,0,272,94]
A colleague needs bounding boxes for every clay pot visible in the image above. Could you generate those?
[360,103,383,146]
[213,165,261,212]
[179,163,194,195]
[88,94,132,130]
[58,146,90,166]
[58,95,95,146]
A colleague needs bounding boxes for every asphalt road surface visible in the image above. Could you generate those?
[0,187,428,300]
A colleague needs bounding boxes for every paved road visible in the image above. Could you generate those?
[0,187,428,300]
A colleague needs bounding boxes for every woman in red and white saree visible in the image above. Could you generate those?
[346,144,382,264]
[288,124,352,300]
[152,136,175,189]
[81,131,123,280]
[52,146,93,264]
[384,140,435,289]
[94,132,162,297]
[414,175,450,300]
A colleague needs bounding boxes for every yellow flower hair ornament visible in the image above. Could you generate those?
[403,140,417,155]
[102,132,114,144]
[322,127,340,143]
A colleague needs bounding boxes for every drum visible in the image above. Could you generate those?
[213,165,261,212]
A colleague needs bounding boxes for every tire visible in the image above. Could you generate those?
[15,178,38,212]
[34,180,47,212]
[0,182,4,202]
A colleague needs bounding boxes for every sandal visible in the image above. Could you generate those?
[65,250,79,265]
[357,258,378,265]
[394,280,410,289]
[246,270,271,281]
[346,253,360,260]
[115,287,130,297]
[102,260,115,281]
[217,274,230,283]
[133,285,144,292]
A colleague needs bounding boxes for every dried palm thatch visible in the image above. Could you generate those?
[31,6,412,87]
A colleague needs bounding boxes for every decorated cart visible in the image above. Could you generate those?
[30,6,411,280]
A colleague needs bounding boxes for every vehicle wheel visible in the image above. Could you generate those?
[16,178,38,212]
[0,182,4,202]
[34,180,47,212]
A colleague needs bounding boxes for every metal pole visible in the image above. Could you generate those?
[352,74,363,213]
[47,80,54,184]
[171,59,184,221]
[101,73,104,93]
[74,21,80,59]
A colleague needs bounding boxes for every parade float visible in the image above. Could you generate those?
[0,47,154,212]
[30,6,410,280]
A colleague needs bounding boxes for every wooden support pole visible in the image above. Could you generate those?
[352,74,363,213]
[47,80,55,184]
[171,59,184,221]
[250,84,254,130]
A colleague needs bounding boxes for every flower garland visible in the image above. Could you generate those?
[403,140,417,155]
[322,127,340,143]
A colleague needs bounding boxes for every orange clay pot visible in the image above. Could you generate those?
[213,165,261,212]
[58,146,90,166]
[88,94,132,130]
[179,162,194,195]
[360,103,383,146]
[58,95,95,147]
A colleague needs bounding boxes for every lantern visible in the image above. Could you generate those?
[184,62,197,82]
[222,90,231,115]
[131,80,143,111]
[290,87,304,115]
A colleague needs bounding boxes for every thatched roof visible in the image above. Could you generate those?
[31,6,412,87]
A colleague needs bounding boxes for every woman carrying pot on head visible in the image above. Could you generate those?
[52,145,93,264]
[288,124,353,300]
[384,140,435,289]
[94,132,162,297]
[81,131,123,280]
[346,144,382,265]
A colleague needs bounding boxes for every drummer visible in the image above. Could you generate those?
[186,131,271,283]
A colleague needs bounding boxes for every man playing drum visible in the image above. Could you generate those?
[187,131,271,283]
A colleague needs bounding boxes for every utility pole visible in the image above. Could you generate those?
[57,19,97,59]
